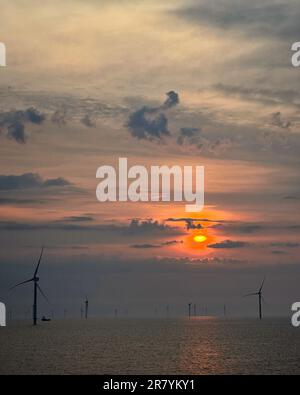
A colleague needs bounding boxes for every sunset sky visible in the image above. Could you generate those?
[0,0,299,317]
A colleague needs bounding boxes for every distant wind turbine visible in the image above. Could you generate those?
[244,278,266,320]
[10,247,49,326]
[188,303,192,318]
[85,296,89,319]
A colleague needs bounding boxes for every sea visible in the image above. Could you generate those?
[0,317,299,375]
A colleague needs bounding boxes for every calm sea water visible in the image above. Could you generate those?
[0,317,299,375]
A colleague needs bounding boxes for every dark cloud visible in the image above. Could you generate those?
[80,114,96,128]
[166,217,223,230]
[177,127,201,145]
[0,173,72,190]
[271,112,292,129]
[130,243,160,249]
[0,218,183,239]
[126,91,179,141]
[131,240,183,249]
[0,197,42,205]
[0,107,46,143]
[284,195,300,200]
[176,125,234,155]
[7,121,26,143]
[51,107,67,126]
[43,177,71,187]
[125,219,177,235]
[61,216,94,223]
[213,223,263,234]
[208,240,248,249]
[127,107,170,140]
[271,250,289,255]
[162,90,179,109]
[25,107,46,124]
[173,0,300,40]
[271,242,299,248]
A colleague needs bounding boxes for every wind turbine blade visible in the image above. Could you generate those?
[243,292,259,297]
[259,277,266,293]
[37,284,50,304]
[9,278,34,291]
[34,247,44,277]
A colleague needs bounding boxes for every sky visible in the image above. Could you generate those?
[0,0,299,318]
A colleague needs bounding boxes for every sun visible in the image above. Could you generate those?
[193,235,207,243]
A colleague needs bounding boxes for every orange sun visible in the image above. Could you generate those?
[184,230,216,253]
[193,235,207,243]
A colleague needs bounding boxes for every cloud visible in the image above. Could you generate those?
[208,240,248,249]
[25,107,46,124]
[177,127,201,145]
[0,107,46,143]
[284,195,300,200]
[0,197,43,205]
[0,173,72,190]
[125,218,176,235]
[271,112,291,129]
[176,125,234,155]
[162,90,179,109]
[131,240,183,249]
[126,91,179,141]
[271,242,299,248]
[213,84,300,107]
[213,222,263,234]
[51,107,67,126]
[0,218,183,238]
[61,216,94,223]
[127,107,170,140]
[173,0,300,40]
[7,121,26,144]
[80,114,96,128]
[165,217,223,230]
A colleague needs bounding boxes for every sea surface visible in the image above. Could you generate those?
[0,317,299,375]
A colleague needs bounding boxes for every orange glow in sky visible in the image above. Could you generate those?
[193,235,207,243]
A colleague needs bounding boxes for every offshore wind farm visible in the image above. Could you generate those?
[1,0,300,376]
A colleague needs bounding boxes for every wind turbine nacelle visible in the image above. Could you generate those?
[34,277,40,282]
[0,302,6,327]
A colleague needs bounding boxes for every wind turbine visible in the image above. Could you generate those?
[85,296,89,319]
[188,303,192,318]
[10,247,49,326]
[244,278,266,320]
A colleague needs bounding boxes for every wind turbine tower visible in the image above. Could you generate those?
[85,296,89,319]
[244,278,266,320]
[10,247,48,326]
